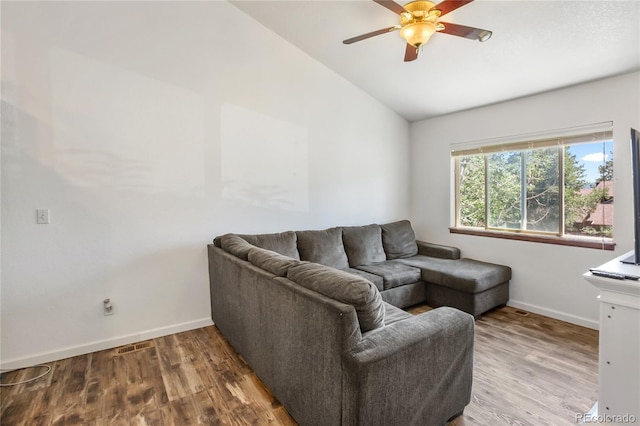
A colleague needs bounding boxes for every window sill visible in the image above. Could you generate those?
[449,227,616,250]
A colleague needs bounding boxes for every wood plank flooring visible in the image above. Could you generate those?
[0,306,598,425]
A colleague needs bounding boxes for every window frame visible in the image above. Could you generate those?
[450,123,615,250]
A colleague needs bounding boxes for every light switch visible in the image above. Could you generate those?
[36,209,50,224]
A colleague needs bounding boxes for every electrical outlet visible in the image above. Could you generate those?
[36,209,50,224]
[103,298,114,316]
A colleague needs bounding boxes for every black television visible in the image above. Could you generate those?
[621,127,640,265]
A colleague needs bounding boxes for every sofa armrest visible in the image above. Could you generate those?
[342,307,474,425]
[416,240,461,259]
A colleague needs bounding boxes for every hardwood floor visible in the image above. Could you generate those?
[0,306,598,425]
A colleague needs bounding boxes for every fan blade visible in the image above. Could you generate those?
[432,0,474,16]
[373,0,407,15]
[343,26,400,44]
[404,44,418,62]
[439,22,492,42]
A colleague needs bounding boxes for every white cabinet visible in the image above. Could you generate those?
[584,251,640,423]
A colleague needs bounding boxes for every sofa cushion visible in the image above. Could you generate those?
[380,220,419,259]
[247,247,303,277]
[220,233,255,260]
[394,256,512,293]
[341,268,385,291]
[296,228,350,269]
[287,262,385,332]
[341,224,386,267]
[355,262,422,290]
[239,231,300,259]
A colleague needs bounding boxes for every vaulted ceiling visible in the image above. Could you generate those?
[232,0,640,121]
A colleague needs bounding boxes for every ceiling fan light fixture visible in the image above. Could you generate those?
[342,0,494,62]
[400,21,436,47]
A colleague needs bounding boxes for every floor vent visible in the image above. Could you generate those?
[514,309,530,317]
[114,341,154,356]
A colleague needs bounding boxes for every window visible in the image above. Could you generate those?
[452,125,614,249]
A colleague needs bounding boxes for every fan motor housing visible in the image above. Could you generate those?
[401,1,441,22]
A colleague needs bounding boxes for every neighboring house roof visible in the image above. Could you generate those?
[581,180,614,198]
[580,180,614,227]
[595,180,614,198]
[586,202,614,227]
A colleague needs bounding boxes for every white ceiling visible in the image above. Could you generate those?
[232,0,640,122]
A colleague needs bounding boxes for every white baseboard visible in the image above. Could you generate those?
[1,302,597,371]
[0,317,214,372]
[507,300,599,330]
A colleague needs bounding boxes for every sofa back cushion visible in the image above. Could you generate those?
[296,228,350,269]
[219,233,255,260]
[247,247,304,277]
[341,224,386,267]
[380,220,419,259]
[239,231,300,260]
[287,262,385,332]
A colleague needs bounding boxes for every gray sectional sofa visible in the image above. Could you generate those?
[207,220,511,425]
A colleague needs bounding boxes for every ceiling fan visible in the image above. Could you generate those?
[343,0,492,62]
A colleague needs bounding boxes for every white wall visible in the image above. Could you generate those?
[0,2,410,368]
[410,72,640,328]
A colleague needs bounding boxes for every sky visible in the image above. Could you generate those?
[567,141,614,185]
